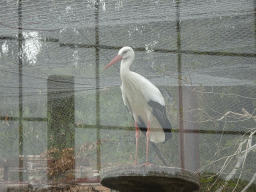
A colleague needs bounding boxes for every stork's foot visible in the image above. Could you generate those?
[141,162,154,166]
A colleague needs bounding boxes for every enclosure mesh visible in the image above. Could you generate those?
[0,0,255,188]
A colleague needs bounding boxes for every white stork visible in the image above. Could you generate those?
[104,46,172,166]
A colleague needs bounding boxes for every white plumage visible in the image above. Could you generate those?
[104,46,172,165]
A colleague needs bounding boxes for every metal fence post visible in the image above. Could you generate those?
[18,0,23,182]
[183,86,200,172]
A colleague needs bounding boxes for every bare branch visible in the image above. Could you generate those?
[214,108,256,122]
[241,108,256,122]
[241,171,256,192]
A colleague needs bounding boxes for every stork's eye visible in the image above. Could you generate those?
[122,51,128,55]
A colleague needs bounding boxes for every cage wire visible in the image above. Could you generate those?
[0,0,256,191]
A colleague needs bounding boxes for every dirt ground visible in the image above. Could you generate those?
[45,183,111,192]
[0,183,112,192]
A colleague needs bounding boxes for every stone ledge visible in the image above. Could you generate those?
[101,166,200,192]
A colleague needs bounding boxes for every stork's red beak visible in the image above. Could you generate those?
[103,55,122,70]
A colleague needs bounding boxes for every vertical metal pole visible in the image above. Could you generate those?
[176,0,185,170]
[95,0,101,175]
[18,0,23,182]
[254,0,256,49]
[4,163,9,181]
[183,86,200,172]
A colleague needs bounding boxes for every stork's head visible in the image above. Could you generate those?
[104,46,135,70]
[118,46,134,60]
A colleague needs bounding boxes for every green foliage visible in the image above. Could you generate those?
[200,176,213,183]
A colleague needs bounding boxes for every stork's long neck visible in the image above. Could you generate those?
[120,56,134,79]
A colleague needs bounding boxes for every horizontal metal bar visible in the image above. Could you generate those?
[0,116,47,122]
[60,43,256,57]
[74,124,254,136]
[1,35,254,57]
[0,116,254,136]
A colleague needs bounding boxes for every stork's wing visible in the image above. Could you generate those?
[148,100,172,142]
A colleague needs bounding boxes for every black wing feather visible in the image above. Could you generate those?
[147,100,172,143]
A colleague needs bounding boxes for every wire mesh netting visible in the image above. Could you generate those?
[0,0,256,191]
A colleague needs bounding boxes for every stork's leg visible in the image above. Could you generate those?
[141,121,153,166]
[135,122,139,166]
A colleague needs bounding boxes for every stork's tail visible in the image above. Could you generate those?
[163,119,172,143]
